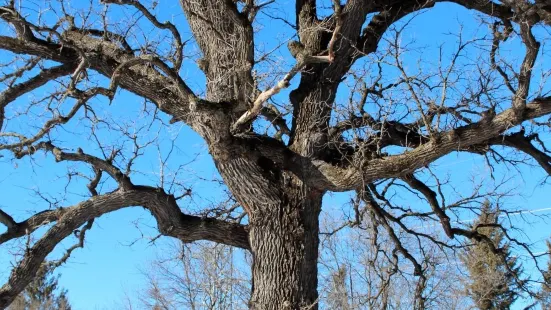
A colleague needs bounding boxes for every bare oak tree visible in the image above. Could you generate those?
[138,241,251,310]
[1,0,551,309]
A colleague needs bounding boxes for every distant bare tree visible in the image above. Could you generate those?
[138,240,250,310]
[320,207,468,310]
[325,266,351,310]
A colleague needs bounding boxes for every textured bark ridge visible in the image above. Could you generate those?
[1,0,551,309]
[248,182,321,309]
[181,0,254,106]
[214,152,322,309]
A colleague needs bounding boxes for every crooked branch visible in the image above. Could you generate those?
[0,187,250,308]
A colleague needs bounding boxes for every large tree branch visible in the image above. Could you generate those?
[0,5,35,41]
[514,23,540,111]
[0,187,249,308]
[329,114,429,149]
[232,46,332,132]
[288,0,427,156]
[180,0,254,109]
[251,97,551,191]
[0,209,16,230]
[339,97,551,187]
[489,131,551,175]
[3,141,250,248]
[358,0,435,56]
[0,26,197,124]
[402,174,454,238]
[295,0,317,36]
[232,62,305,132]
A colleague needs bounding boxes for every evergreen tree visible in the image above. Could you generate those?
[538,240,551,309]
[7,264,71,310]
[460,201,522,309]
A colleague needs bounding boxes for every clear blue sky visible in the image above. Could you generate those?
[1,1,550,309]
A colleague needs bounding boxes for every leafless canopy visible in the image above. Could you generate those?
[0,0,550,308]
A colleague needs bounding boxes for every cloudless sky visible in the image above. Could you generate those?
[1,1,550,309]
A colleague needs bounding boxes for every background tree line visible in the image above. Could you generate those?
[131,201,551,310]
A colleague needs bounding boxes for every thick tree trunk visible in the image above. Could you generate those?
[182,2,327,307]
[213,154,322,309]
[248,183,322,309]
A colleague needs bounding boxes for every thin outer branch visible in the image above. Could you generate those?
[0,62,77,130]
[14,141,134,190]
[0,87,112,151]
[101,0,184,70]
[490,21,515,93]
[48,219,94,269]
[359,189,424,277]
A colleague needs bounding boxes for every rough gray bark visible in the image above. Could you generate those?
[0,0,551,309]
[247,181,321,309]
